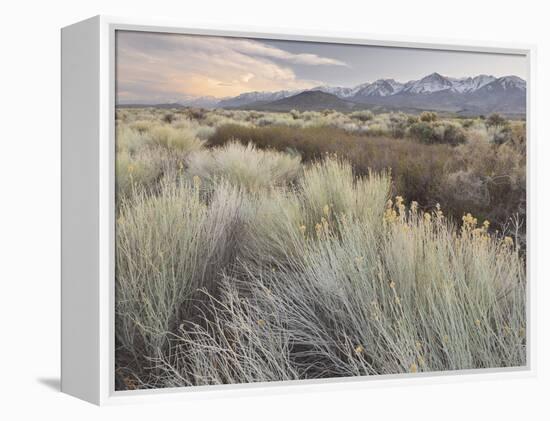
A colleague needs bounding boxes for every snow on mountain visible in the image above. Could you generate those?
[492,75,526,90]
[354,79,404,97]
[402,72,454,94]
[310,85,355,98]
[448,75,496,93]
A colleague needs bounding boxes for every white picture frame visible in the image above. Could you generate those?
[61,15,535,405]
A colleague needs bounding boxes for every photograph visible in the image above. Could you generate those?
[114,30,527,391]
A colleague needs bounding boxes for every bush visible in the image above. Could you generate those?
[162,112,175,124]
[407,115,419,125]
[443,124,467,145]
[148,125,205,153]
[420,111,438,122]
[186,141,302,191]
[409,122,466,145]
[486,113,507,128]
[116,180,255,381]
[350,109,374,122]
[389,113,408,138]
[492,125,513,145]
[116,180,208,359]
[461,119,474,129]
[409,121,437,143]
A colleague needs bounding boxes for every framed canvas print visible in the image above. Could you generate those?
[61,16,534,405]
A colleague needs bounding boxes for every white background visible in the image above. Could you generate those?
[0,0,548,419]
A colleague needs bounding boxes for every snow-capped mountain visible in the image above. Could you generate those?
[401,72,455,94]
[309,85,355,98]
[354,79,405,97]
[484,75,526,91]
[449,75,496,93]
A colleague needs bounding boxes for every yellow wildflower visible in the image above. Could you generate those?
[410,363,418,373]
[257,319,266,327]
[299,225,306,235]
[323,204,330,216]
[462,213,478,231]
[504,236,514,247]
[384,208,398,224]
[354,345,364,355]
[193,175,201,188]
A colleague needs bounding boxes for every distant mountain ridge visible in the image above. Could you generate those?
[216,72,526,115]
[119,73,526,115]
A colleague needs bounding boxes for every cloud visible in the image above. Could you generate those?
[116,31,347,101]
[212,38,348,66]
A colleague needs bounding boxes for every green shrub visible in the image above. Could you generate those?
[389,113,408,138]
[409,121,437,143]
[443,124,467,145]
[409,122,466,145]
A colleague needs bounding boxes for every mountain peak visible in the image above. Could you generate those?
[403,72,453,94]
[355,79,404,97]
[248,90,356,111]
[425,72,445,79]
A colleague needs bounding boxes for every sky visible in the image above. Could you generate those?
[116,30,528,103]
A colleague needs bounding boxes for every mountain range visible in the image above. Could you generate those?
[120,73,526,115]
